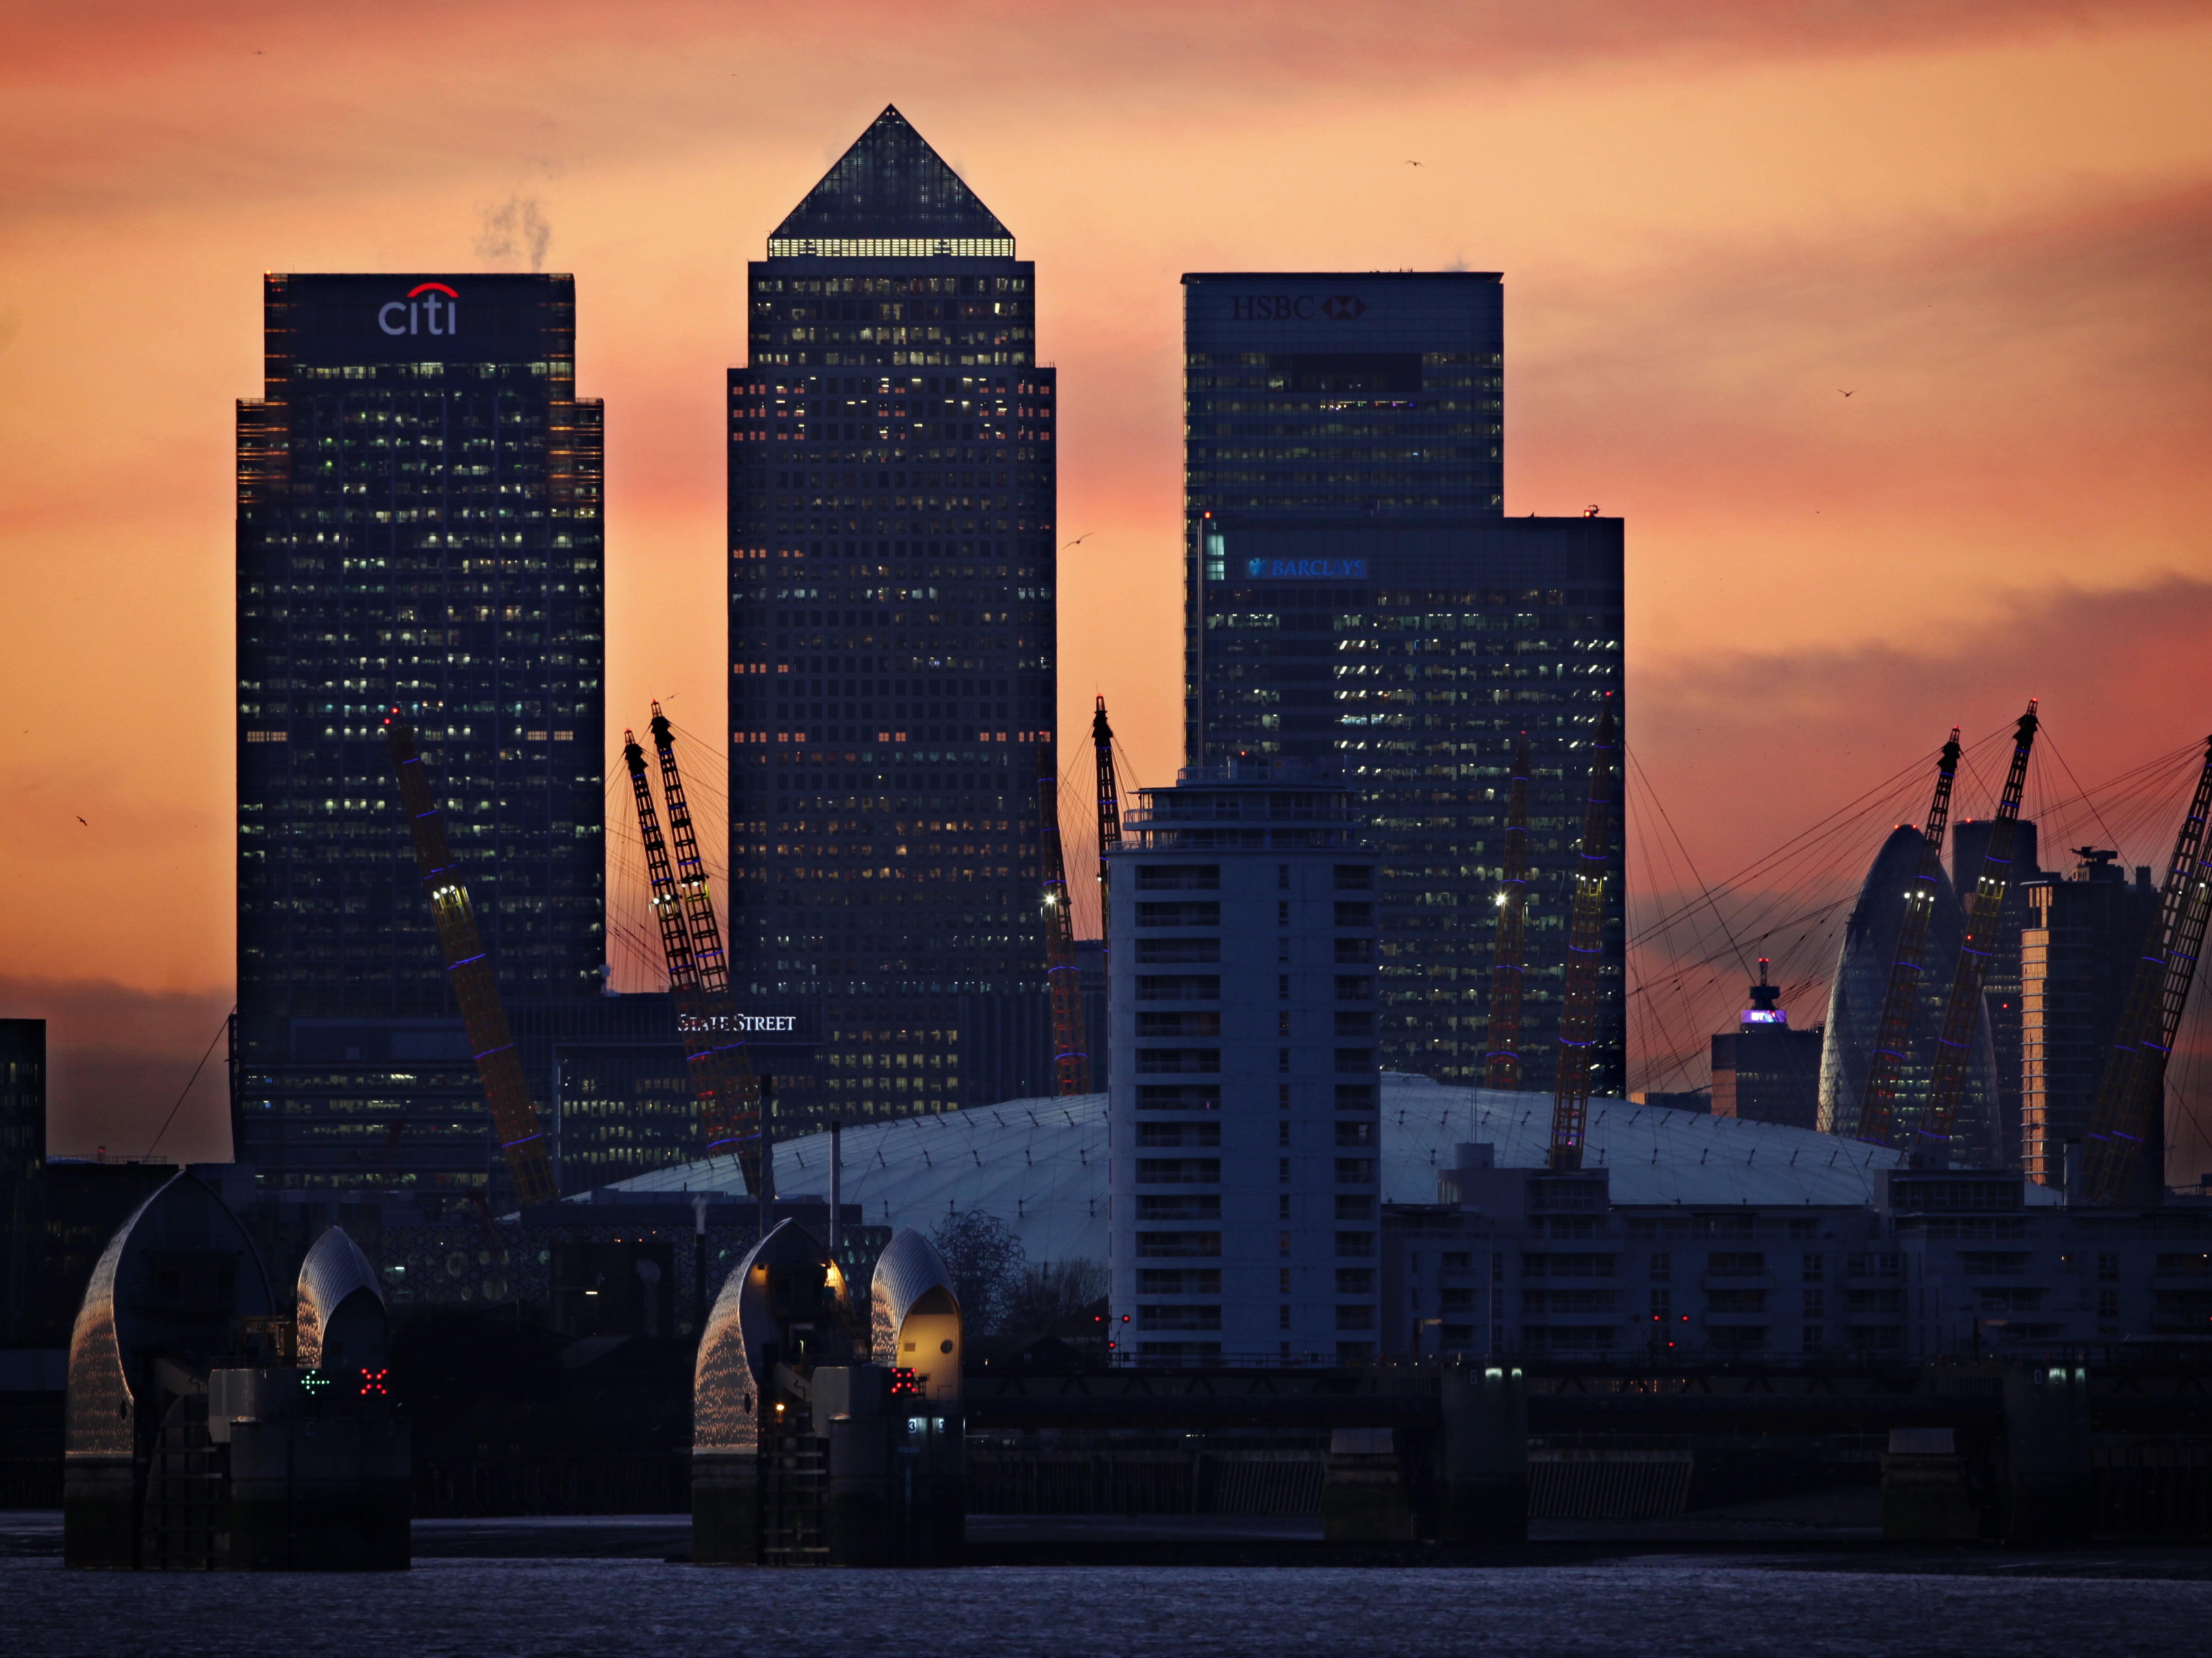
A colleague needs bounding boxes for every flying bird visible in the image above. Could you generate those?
[1062,531,1095,548]
[1839,389,1855,398]
[1407,160,1422,167]
[76,816,87,826]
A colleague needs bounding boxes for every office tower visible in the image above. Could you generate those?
[2021,850,2160,1189]
[235,274,605,1200]
[1709,962,1823,1129]
[1181,273,1624,1094]
[727,106,1056,1129]
[1104,762,1381,1364]
[1817,826,2000,1151]
[0,1019,43,1344]
[1951,817,2041,1165]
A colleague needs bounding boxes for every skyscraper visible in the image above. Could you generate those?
[1816,825,2000,1156]
[1951,817,2041,1165]
[0,1018,43,1346]
[2021,849,2159,1189]
[235,274,606,1200]
[727,108,1057,1130]
[1182,273,1625,1094]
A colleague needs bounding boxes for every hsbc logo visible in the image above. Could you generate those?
[1230,294,1367,322]
[378,281,461,337]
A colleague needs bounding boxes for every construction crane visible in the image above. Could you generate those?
[1484,735,1532,1091]
[1093,696,1123,943]
[621,725,757,1187]
[1549,703,1615,1172]
[647,705,762,1185]
[383,715,558,1208]
[1913,701,2038,1166]
[1852,728,1962,1149]
[1037,743,1091,1094]
[2082,734,2212,1205]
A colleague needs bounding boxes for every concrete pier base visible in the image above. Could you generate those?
[228,1416,410,1570]
[1323,1429,1415,1541]
[690,1451,761,1565]
[62,1456,139,1569]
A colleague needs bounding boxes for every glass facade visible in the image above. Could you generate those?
[727,106,1057,1131]
[1816,825,2001,1158]
[1183,274,1625,1094]
[234,273,606,1202]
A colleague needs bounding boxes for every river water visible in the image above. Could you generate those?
[6,1551,2211,1658]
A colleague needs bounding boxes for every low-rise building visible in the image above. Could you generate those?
[1385,1150,2212,1360]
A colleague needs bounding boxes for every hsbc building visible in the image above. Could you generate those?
[1176,270,1626,1112]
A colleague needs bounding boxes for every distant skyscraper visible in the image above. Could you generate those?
[1104,763,1380,1364]
[0,1018,43,1345]
[1951,817,2041,1166]
[2020,849,2159,1189]
[1709,963,1823,1129]
[235,274,606,1200]
[1182,272,1624,1095]
[1817,825,2000,1156]
[727,107,1057,1129]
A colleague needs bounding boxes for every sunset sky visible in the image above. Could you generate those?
[5,1,2210,1171]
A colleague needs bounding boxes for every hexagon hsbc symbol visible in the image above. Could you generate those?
[1321,295,1366,321]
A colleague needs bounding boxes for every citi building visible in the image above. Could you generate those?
[234,274,606,1200]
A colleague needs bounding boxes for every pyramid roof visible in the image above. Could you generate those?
[769,105,1012,256]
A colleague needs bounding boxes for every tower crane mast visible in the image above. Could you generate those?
[622,726,758,1188]
[2083,735,2212,1204]
[1853,729,1962,1148]
[647,705,761,1185]
[383,716,558,1208]
[1549,704,1615,1172]
[1037,744,1092,1094]
[1914,703,2038,1164]
[1093,697,1123,944]
[1484,736,1532,1091]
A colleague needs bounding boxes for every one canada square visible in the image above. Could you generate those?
[726,107,1056,1129]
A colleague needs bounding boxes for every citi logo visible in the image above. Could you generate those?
[1229,294,1367,322]
[379,282,460,337]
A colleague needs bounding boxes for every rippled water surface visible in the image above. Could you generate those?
[7,1555,2211,1658]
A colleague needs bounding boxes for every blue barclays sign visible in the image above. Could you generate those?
[1245,557,1368,580]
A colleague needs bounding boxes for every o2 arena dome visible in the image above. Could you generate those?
[593,1074,1946,1265]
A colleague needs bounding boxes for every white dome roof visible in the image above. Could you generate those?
[599,1074,2027,1263]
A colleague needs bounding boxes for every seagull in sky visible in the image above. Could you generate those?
[1839,389,1855,398]
[1062,531,1095,548]
[76,816,87,826]
[1407,160,1422,168]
